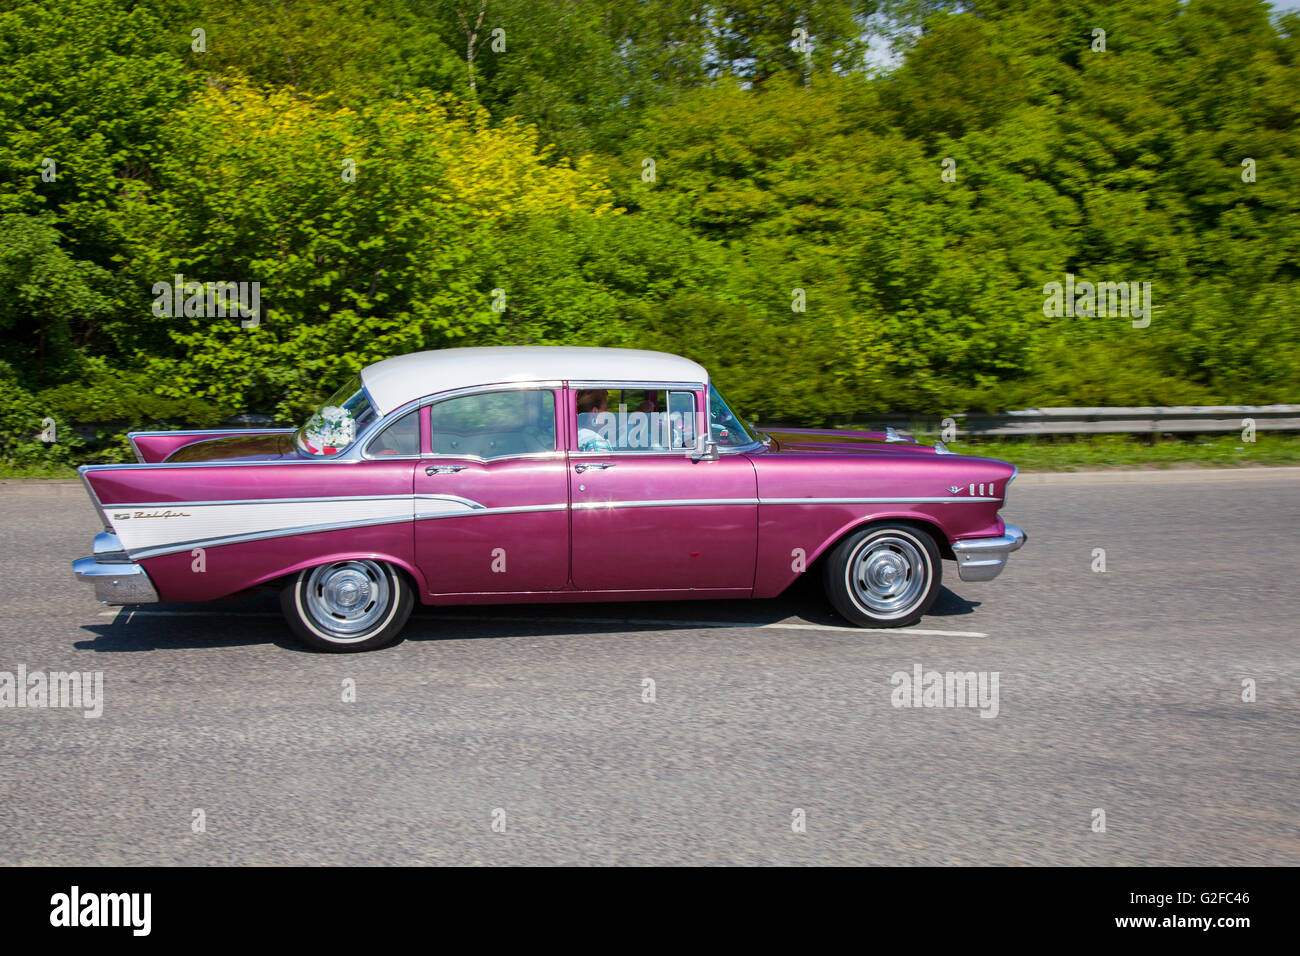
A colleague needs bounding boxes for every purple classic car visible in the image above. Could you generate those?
[73,347,1026,651]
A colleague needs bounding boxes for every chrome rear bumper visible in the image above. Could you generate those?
[952,525,1027,582]
[72,533,159,604]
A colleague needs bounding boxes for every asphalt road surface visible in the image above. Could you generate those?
[2,470,1297,865]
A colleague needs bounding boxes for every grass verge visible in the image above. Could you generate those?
[949,432,1300,471]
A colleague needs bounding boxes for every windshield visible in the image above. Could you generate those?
[708,383,757,447]
[295,374,379,455]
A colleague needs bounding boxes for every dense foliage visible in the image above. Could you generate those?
[1,0,1297,464]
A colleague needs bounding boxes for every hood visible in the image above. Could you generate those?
[164,432,303,463]
[759,426,940,457]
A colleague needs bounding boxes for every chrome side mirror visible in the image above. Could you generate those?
[692,439,720,462]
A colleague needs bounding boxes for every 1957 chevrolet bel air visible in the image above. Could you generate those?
[73,347,1026,652]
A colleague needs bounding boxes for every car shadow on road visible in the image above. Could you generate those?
[398,578,982,644]
[929,587,982,618]
[73,579,982,652]
[74,594,300,653]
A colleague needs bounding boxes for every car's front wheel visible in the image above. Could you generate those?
[823,523,942,627]
[280,559,413,652]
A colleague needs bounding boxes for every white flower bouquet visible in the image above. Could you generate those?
[303,405,356,452]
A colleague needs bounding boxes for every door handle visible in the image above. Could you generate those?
[425,465,466,475]
[574,462,615,473]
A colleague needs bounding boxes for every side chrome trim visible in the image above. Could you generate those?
[105,494,415,510]
[415,503,566,520]
[127,429,295,438]
[572,498,757,510]
[760,495,1000,505]
[415,493,487,511]
[571,495,999,510]
[952,525,1027,582]
[80,459,370,472]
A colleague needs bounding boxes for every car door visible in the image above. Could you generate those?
[413,385,570,595]
[567,382,758,593]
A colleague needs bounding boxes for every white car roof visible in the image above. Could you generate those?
[360,346,709,415]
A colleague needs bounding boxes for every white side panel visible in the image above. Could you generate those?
[108,497,475,555]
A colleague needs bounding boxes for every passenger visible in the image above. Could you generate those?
[576,389,613,452]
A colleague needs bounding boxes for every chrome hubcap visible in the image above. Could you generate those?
[849,535,928,615]
[305,561,390,638]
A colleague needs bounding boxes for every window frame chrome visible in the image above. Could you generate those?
[417,381,565,464]
[703,381,763,454]
[360,405,423,461]
[567,380,706,457]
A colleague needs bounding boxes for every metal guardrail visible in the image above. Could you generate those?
[223,406,1300,438]
[863,405,1300,437]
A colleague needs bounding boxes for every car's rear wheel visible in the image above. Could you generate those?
[280,559,413,652]
[823,523,942,627]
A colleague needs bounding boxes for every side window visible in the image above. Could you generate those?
[366,409,419,457]
[429,390,556,459]
[574,387,697,452]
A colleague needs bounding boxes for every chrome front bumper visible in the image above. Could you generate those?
[952,525,1027,582]
[72,532,159,604]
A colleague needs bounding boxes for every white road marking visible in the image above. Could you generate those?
[438,613,985,637]
[98,608,985,637]
[754,622,987,637]
[99,609,281,620]
[1014,465,1300,485]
